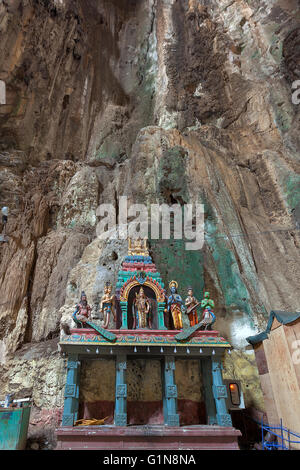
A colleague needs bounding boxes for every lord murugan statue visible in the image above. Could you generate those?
[185,287,200,327]
[167,280,185,330]
[100,281,115,329]
[132,287,151,329]
[72,291,92,327]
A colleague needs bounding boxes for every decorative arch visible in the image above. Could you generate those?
[120,276,165,302]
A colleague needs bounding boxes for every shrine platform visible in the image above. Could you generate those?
[56,424,241,450]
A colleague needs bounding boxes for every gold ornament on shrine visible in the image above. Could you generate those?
[128,237,149,256]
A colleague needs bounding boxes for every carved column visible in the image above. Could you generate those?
[162,355,180,426]
[120,301,128,329]
[157,302,167,330]
[114,355,127,426]
[211,357,232,426]
[62,354,80,426]
[200,358,217,425]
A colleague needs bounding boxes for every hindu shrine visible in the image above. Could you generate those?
[57,238,241,449]
[0,0,299,453]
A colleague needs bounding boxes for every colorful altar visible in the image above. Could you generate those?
[56,239,241,449]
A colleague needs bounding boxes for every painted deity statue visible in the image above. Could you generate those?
[201,291,214,311]
[128,237,149,256]
[100,282,115,329]
[199,306,216,330]
[132,287,151,329]
[167,280,185,330]
[72,291,92,327]
[185,287,200,327]
[199,291,216,330]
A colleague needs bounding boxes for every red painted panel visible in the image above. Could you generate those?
[127,401,164,425]
[56,425,241,450]
[77,400,206,426]
[177,399,206,425]
[79,401,114,424]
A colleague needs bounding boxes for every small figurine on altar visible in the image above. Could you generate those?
[132,287,152,329]
[72,291,92,327]
[199,291,216,330]
[99,281,115,329]
[167,280,185,330]
[185,287,200,327]
[201,291,214,311]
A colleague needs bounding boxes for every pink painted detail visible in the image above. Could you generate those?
[122,268,156,273]
[70,328,220,338]
[121,263,157,270]
[64,329,231,348]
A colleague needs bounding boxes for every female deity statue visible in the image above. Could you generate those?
[72,291,92,327]
[132,287,151,329]
[167,280,185,330]
[99,282,115,329]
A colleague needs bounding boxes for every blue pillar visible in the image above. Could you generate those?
[162,356,179,426]
[201,358,217,425]
[120,302,128,329]
[114,355,127,426]
[62,355,80,426]
[211,357,232,426]
[157,302,167,330]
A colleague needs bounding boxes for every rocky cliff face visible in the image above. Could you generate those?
[0,0,299,447]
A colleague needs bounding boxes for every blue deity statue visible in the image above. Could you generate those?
[167,280,185,330]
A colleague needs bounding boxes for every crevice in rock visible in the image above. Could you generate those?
[24,242,38,344]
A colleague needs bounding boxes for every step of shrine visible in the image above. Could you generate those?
[56,425,241,450]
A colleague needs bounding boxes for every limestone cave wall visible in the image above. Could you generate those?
[0,0,299,448]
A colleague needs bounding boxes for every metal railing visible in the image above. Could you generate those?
[261,418,300,450]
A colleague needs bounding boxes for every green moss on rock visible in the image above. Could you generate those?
[150,239,204,329]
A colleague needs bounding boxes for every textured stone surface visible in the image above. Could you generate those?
[223,349,265,411]
[0,0,299,444]
[80,359,115,403]
[0,338,64,448]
